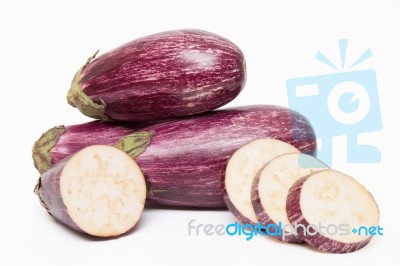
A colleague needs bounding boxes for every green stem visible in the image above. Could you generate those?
[32,126,66,174]
[66,51,109,121]
[116,131,154,159]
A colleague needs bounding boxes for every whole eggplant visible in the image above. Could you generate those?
[33,105,317,208]
[67,29,246,122]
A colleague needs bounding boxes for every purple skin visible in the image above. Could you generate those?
[51,121,152,165]
[286,176,372,253]
[33,105,316,208]
[137,105,316,208]
[34,155,82,233]
[68,29,246,122]
[250,167,305,243]
[32,120,155,174]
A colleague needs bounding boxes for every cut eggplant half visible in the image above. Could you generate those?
[224,139,300,224]
[286,170,380,253]
[251,153,328,243]
[35,145,146,237]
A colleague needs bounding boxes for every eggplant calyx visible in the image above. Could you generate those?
[33,177,52,216]
[116,131,154,159]
[67,51,110,121]
[32,126,66,174]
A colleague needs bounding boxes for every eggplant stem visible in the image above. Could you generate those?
[116,131,154,159]
[32,125,66,174]
[33,177,51,215]
[148,188,168,196]
[85,50,99,67]
[33,177,41,195]
[66,50,110,121]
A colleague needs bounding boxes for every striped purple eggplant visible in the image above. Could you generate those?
[33,105,317,208]
[32,120,157,174]
[67,29,246,122]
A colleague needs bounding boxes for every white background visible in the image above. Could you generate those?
[1,0,398,265]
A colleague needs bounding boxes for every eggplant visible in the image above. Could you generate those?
[286,170,380,253]
[67,29,246,122]
[32,120,155,174]
[35,145,146,237]
[224,139,300,225]
[250,153,328,242]
[33,105,317,208]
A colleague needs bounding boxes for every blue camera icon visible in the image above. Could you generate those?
[287,69,382,166]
